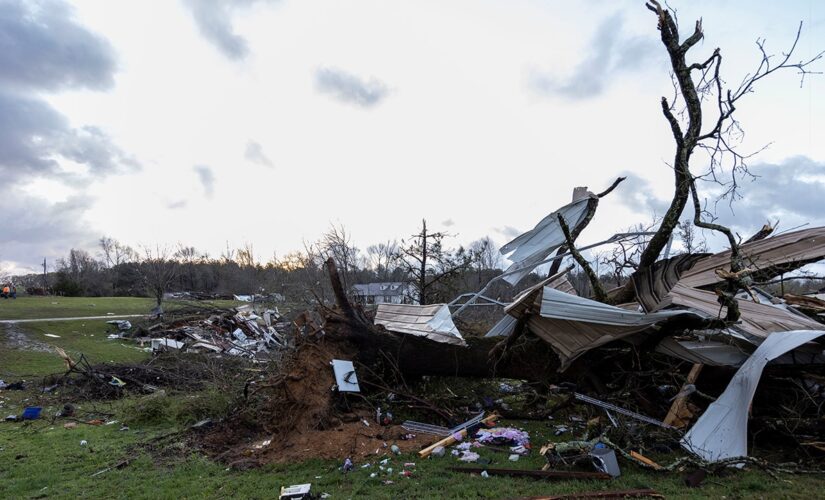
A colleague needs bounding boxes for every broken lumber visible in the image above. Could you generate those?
[419,414,498,458]
[446,467,610,480]
[663,363,702,428]
[505,488,663,499]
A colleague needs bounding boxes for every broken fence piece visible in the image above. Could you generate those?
[447,467,610,480]
[573,393,675,430]
[401,420,451,437]
[403,412,485,437]
[505,488,663,500]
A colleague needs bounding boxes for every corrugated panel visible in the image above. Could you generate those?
[657,283,825,342]
[679,227,825,289]
[655,337,750,367]
[539,287,698,326]
[528,287,702,370]
[632,253,709,312]
[484,315,518,338]
[505,273,576,318]
[499,197,593,285]
[375,303,466,346]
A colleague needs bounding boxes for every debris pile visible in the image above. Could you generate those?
[133,304,292,359]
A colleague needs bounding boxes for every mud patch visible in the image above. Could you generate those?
[0,323,53,353]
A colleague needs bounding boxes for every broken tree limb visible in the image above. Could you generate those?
[558,214,608,302]
[744,222,775,243]
[548,178,625,277]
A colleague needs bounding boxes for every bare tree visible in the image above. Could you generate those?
[677,219,708,254]
[609,1,822,307]
[174,244,201,290]
[139,245,178,308]
[318,224,362,291]
[366,240,398,282]
[395,219,480,304]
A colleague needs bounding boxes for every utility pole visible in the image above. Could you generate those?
[43,258,47,292]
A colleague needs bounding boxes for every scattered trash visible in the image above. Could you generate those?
[22,407,42,420]
[80,440,88,446]
[279,483,312,500]
[447,467,610,480]
[63,422,77,429]
[44,333,61,338]
[590,445,621,477]
[330,359,360,393]
[390,445,400,455]
[106,320,132,331]
[457,451,480,463]
[342,458,354,473]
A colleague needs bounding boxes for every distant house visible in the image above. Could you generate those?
[352,282,411,305]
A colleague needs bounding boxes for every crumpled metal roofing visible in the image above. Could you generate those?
[682,330,825,463]
[499,197,592,286]
[632,253,709,312]
[539,287,697,326]
[678,227,825,289]
[655,283,825,343]
[375,303,467,346]
[527,287,703,370]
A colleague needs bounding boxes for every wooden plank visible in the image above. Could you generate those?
[663,363,703,428]
[505,488,663,499]
[447,467,610,480]
[419,414,497,457]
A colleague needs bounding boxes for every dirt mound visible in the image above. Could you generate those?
[199,336,428,465]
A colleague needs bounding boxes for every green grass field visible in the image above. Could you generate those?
[2,297,824,499]
[0,296,240,321]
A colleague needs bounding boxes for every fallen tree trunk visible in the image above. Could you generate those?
[322,258,561,382]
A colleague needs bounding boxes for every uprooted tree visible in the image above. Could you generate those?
[316,2,822,385]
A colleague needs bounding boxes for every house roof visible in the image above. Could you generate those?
[352,282,407,296]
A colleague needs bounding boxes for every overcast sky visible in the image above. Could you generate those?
[2,0,824,274]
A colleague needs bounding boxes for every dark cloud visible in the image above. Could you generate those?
[194,165,216,198]
[615,158,825,235]
[0,0,134,271]
[0,185,98,265]
[315,67,390,108]
[496,226,523,239]
[614,172,671,217]
[530,13,658,99]
[708,157,825,232]
[0,91,138,184]
[0,0,117,92]
[182,0,277,60]
[244,140,274,167]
